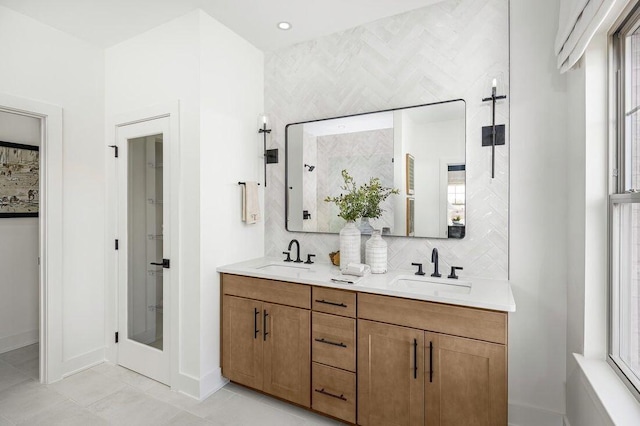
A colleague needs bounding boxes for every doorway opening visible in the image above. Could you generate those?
[0,110,42,381]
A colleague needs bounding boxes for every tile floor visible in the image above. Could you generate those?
[0,344,344,425]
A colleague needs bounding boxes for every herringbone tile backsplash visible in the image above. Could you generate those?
[264,0,509,280]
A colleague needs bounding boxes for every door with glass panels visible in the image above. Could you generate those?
[116,117,171,384]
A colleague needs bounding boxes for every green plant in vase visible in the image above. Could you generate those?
[361,176,400,232]
[323,170,366,222]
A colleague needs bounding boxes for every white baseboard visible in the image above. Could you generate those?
[508,402,564,426]
[176,371,200,400]
[200,368,228,400]
[0,329,39,354]
[176,368,228,401]
[61,347,105,379]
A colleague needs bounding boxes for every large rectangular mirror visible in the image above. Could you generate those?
[286,100,466,239]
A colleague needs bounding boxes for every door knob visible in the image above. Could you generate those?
[150,259,170,269]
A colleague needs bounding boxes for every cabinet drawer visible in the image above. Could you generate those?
[312,312,356,372]
[222,274,310,309]
[312,287,356,317]
[358,293,507,345]
[312,363,356,424]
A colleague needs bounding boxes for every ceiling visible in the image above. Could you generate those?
[0,0,443,51]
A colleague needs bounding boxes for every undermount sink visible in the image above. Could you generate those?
[255,263,311,275]
[389,274,471,295]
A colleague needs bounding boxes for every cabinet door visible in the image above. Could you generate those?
[425,333,507,426]
[358,320,424,426]
[222,295,263,390]
[263,303,311,407]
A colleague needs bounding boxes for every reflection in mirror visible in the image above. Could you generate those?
[286,100,465,239]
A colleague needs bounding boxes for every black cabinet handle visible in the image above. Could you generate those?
[314,299,347,308]
[314,388,347,401]
[263,310,269,341]
[314,338,347,348]
[254,308,260,339]
[413,338,418,379]
[429,341,434,383]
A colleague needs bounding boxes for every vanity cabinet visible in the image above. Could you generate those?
[221,275,311,407]
[221,273,509,425]
[358,293,507,426]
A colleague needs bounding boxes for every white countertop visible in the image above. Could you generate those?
[217,257,516,312]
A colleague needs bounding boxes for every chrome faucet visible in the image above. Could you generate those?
[431,248,441,277]
[287,239,303,263]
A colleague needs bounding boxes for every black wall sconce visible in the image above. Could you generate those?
[482,78,507,179]
[258,114,279,186]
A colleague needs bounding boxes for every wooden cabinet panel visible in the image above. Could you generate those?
[222,295,263,390]
[222,274,311,309]
[312,287,357,317]
[263,303,311,407]
[312,312,356,372]
[312,363,356,424]
[358,320,424,426]
[358,293,507,345]
[425,333,507,426]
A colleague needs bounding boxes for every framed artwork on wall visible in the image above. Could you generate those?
[406,197,415,236]
[406,153,415,195]
[0,141,39,218]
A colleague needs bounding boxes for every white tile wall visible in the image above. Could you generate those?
[264,0,509,279]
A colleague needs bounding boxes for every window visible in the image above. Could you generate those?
[611,8,640,400]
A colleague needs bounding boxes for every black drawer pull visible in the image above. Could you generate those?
[429,341,434,383]
[314,388,347,401]
[413,338,418,379]
[315,299,347,308]
[314,338,347,348]
[263,310,269,341]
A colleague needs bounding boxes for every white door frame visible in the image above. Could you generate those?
[105,102,180,387]
[0,93,64,384]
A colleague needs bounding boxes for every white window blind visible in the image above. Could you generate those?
[555,0,617,72]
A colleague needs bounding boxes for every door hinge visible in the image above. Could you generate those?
[108,145,119,158]
[115,239,119,250]
[613,168,619,177]
[115,332,119,343]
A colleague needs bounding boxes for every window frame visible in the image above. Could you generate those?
[609,5,640,401]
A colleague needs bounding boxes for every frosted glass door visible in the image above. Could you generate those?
[116,116,171,385]
[128,134,163,349]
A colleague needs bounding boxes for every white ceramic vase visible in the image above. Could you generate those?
[366,229,387,274]
[339,221,361,270]
[359,217,375,235]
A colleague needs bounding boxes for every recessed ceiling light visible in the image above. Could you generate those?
[277,21,292,31]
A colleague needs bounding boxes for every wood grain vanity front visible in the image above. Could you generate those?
[220,273,510,425]
[223,274,310,309]
[312,312,356,372]
[312,287,356,317]
[312,363,356,424]
[358,292,507,344]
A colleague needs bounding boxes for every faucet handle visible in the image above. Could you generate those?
[305,254,316,264]
[282,251,292,262]
[411,262,426,276]
[448,266,463,279]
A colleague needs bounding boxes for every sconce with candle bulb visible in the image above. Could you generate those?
[258,113,278,186]
[482,77,507,179]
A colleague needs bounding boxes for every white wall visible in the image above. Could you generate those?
[510,0,569,422]
[105,10,202,394]
[0,111,40,353]
[199,10,264,398]
[106,9,264,399]
[0,5,105,376]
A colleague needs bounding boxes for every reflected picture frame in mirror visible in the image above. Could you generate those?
[285,100,466,239]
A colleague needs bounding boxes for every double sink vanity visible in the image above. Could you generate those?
[218,256,515,425]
